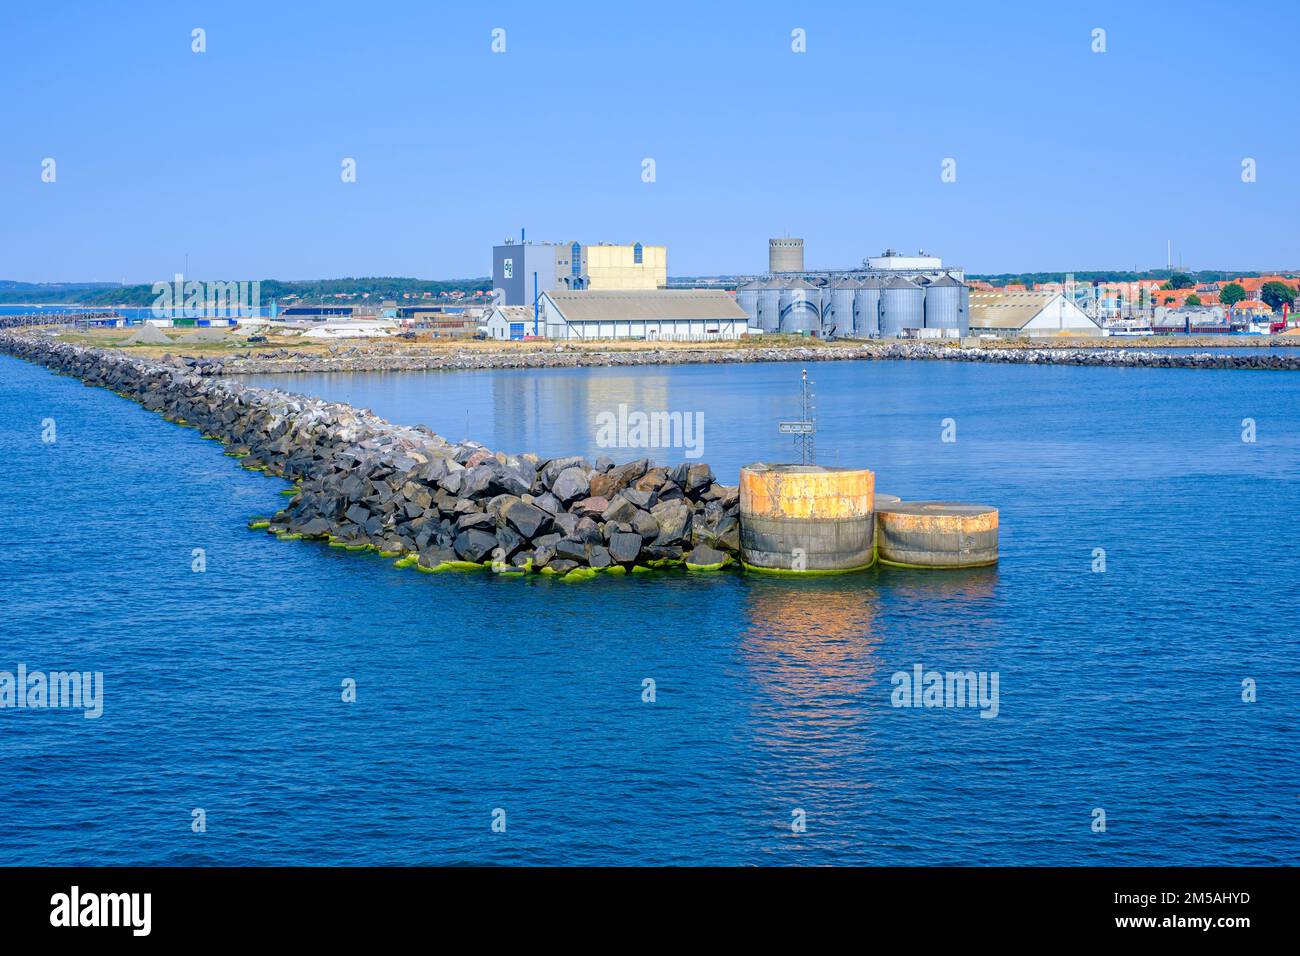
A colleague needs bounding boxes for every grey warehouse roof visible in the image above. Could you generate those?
[545,290,747,322]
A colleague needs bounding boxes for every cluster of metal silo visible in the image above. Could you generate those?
[736,271,967,338]
[879,276,925,337]
[736,277,781,332]
[921,273,969,333]
[778,279,822,334]
[758,278,782,332]
[854,276,883,337]
[824,277,858,338]
[736,281,759,330]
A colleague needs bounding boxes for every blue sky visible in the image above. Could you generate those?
[2,0,1297,282]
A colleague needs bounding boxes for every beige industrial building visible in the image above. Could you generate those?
[492,239,665,305]
[968,291,1102,337]
[579,243,667,291]
[537,290,749,341]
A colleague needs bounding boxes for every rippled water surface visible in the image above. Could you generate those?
[2,355,1297,865]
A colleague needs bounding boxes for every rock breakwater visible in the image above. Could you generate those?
[0,331,741,578]
[184,342,1300,375]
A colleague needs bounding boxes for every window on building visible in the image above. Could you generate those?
[633,242,643,265]
[571,242,581,277]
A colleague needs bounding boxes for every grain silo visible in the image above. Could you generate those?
[769,238,805,274]
[824,276,859,339]
[923,273,969,335]
[811,277,830,335]
[854,276,884,337]
[879,275,924,337]
[779,278,821,335]
[736,279,762,330]
[757,277,783,332]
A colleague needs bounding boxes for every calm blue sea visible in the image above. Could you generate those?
[2,355,1296,865]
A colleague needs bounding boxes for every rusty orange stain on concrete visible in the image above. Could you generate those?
[740,465,874,520]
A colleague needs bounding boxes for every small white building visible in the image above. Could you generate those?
[537,290,750,341]
[968,291,1102,337]
[481,306,538,341]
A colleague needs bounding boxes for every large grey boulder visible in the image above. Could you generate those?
[697,513,740,553]
[418,458,452,483]
[651,500,692,546]
[504,500,551,539]
[551,467,589,504]
[491,459,536,497]
[608,531,642,563]
[461,464,496,497]
[456,511,495,531]
[685,543,727,567]
[575,517,602,545]
[453,528,497,562]
[495,526,524,558]
[418,546,457,569]
[601,494,639,524]
[541,456,587,489]
[533,492,562,515]
[555,539,588,563]
[679,462,714,493]
[552,512,580,538]
[297,517,331,537]
[622,487,656,510]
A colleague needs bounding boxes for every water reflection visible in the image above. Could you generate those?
[489,369,674,460]
[738,576,883,718]
[879,564,999,602]
[873,565,1003,654]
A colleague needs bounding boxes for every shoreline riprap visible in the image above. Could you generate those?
[4,317,1299,373]
[179,342,1300,375]
[0,331,741,579]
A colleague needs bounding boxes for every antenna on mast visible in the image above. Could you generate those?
[778,368,817,464]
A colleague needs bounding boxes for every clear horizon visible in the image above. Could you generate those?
[3,0,1297,283]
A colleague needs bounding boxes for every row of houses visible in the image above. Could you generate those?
[974,274,1297,318]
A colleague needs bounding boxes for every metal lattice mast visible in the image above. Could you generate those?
[800,369,816,465]
[778,368,817,465]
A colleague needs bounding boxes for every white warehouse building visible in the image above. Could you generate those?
[968,291,1103,337]
[536,290,750,341]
